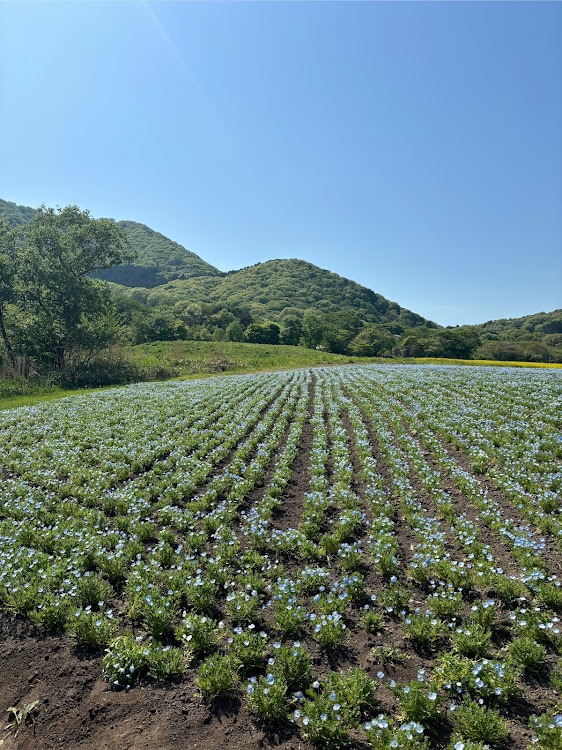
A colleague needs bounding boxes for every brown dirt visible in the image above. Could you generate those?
[0,612,311,750]
[1,372,558,750]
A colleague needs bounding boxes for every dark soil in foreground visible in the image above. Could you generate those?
[0,613,312,750]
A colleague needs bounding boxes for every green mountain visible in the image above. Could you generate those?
[0,198,36,227]
[2,197,560,361]
[0,198,432,327]
[0,200,221,287]
[473,309,562,338]
[127,258,430,327]
[95,221,221,287]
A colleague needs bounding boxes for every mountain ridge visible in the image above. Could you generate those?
[0,198,434,329]
[2,198,560,337]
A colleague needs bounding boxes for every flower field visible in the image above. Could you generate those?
[1,365,561,749]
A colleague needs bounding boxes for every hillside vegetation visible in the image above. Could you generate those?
[0,199,221,287]
[122,258,429,328]
[1,199,560,395]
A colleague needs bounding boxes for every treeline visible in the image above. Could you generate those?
[1,205,560,396]
[117,297,495,360]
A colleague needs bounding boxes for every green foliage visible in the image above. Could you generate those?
[509,636,546,673]
[393,681,441,725]
[197,653,239,697]
[451,623,492,658]
[72,609,118,648]
[245,674,288,720]
[350,325,394,357]
[294,690,349,747]
[245,321,281,345]
[146,644,184,680]
[450,699,509,746]
[270,642,312,690]
[324,667,379,727]
[1,205,132,372]
[529,712,562,750]
[364,715,428,749]
[103,633,148,688]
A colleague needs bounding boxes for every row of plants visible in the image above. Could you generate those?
[0,365,560,748]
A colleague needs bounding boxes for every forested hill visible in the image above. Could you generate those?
[1,198,560,363]
[472,309,562,338]
[123,258,431,327]
[0,199,221,287]
[0,198,432,328]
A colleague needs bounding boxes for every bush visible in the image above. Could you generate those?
[451,699,509,746]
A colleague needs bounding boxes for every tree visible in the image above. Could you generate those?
[245,321,281,344]
[321,311,363,354]
[436,328,481,359]
[133,311,177,343]
[350,325,394,357]
[302,310,324,349]
[280,315,303,346]
[0,219,17,363]
[15,206,132,369]
[226,320,244,342]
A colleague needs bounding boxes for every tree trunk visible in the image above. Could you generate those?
[0,307,14,366]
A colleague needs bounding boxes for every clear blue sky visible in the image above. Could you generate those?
[1,1,561,326]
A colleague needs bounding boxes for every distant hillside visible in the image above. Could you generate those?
[0,198,36,227]
[0,200,221,287]
[95,221,222,287]
[2,197,561,362]
[0,198,433,328]
[473,309,562,338]
[125,258,431,327]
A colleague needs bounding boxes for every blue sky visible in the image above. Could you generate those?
[1,1,560,326]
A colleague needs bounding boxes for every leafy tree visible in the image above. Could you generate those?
[0,219,17,363]
[350,325,394,357]
[436,328,481,359]
[280,315,303,346]
[302,310,324,349]
[133,311,177,343]
[245,322,281,345]
[321,311,363,354]
[226,320,244,342]
[13,206,132,369]
[396,335,426,357]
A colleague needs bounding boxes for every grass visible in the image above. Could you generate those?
[131,340,360,374]
[1,341,558,412]
[0,385,118,412]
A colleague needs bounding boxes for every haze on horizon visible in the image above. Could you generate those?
[1,1,560,327]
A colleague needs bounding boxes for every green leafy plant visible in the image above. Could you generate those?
[270,642,312,690]
[103,633,148,688]
[452,623,492,658]
[245,674,288,720]
[393,680,441,725]
[529,712,562,750]
[325,667,378,727]
[197,653,239,697]
[176,613,222,657]
[451,699,509,746]
[72,609,118,648]
[364,715,428,750]
[509,636,546,673]
[146,644,184,680]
